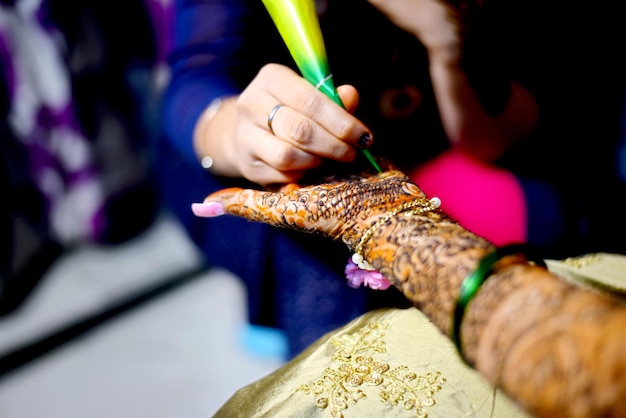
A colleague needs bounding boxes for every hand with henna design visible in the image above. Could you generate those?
[193,164,626,418]
[194,160,451,245]
[192,161,494,332]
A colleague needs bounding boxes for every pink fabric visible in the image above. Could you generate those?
[409,149,527,245]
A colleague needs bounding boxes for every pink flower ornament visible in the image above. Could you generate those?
[345,258,391,290]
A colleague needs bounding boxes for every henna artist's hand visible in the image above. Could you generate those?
[191,160,447,250]
[195,64,373,187]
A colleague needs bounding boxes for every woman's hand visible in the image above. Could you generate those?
[194,63,374,187]
[191,159,445,249]
[368,0,482,58]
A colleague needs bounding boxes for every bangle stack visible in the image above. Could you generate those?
[452,243,546,361]
[353,196,443,270]
[346,196,443,290]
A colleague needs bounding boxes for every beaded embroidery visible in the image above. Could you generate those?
[297,319,446,417]
[562,253,602,269]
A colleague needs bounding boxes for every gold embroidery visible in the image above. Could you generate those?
[562,254,602,269]
[297,319,446,417]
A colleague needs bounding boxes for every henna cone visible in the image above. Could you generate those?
[199,168,626,418]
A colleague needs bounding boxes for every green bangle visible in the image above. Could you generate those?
[452,244,546,361]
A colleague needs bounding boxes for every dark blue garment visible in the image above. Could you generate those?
[162,0,254,165]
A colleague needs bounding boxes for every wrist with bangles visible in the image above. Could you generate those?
[344,199,547,362]
[345,195,443,289]
[452,243,547,362]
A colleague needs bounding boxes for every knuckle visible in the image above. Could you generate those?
[271,143,301,170]
[336,120,360,140]
[257,63,280,81]
[297,93,360,141]
[287,117,316,145]
[299,93,325,116]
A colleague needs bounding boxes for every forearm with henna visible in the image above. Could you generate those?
[364,215,626,416]
[468,264,626,417]
[359,213,492,330]
[357,192,626,418]
[200,166,626,417]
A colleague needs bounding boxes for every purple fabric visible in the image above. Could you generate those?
[1,0,161,245]
[143,0,174,64]
[0,1,103,243]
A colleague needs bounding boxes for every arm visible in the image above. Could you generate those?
[193,163,626,417]
[368,0,539,161]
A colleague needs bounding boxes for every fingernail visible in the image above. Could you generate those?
[191,202,224,217]
[357,132,373,148]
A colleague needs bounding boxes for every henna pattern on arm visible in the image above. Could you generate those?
[203,166,626,417]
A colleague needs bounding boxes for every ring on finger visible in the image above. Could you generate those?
[267,104,283,135]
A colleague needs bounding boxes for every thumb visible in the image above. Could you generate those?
[337,84,360,114]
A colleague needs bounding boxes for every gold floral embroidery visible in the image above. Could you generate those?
[562,253,602,269]
[297,319,446,417]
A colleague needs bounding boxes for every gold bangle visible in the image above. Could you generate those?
[352,196,442,270]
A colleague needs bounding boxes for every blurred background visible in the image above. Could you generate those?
[0,0,284,416]
[2,1,626,417]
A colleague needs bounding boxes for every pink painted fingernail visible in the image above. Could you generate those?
[191,202,225,217]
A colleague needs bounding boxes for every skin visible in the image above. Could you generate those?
[369,0,538,159]
[193,0,538,187]
[194,161,626,418]
[195,71,365,186]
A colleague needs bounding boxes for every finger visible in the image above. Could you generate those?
[238,156,309,187]
[239,68,359,164]
[337,85,360,114]
[240,160,308,187]
[263,104,358,162]
[236,123,323,183]
[191,168,430,241]
[228,111,319,185]
[254,65,373,149]
[191,185,343,236]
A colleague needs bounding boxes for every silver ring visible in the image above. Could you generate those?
[267,104,282,135]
